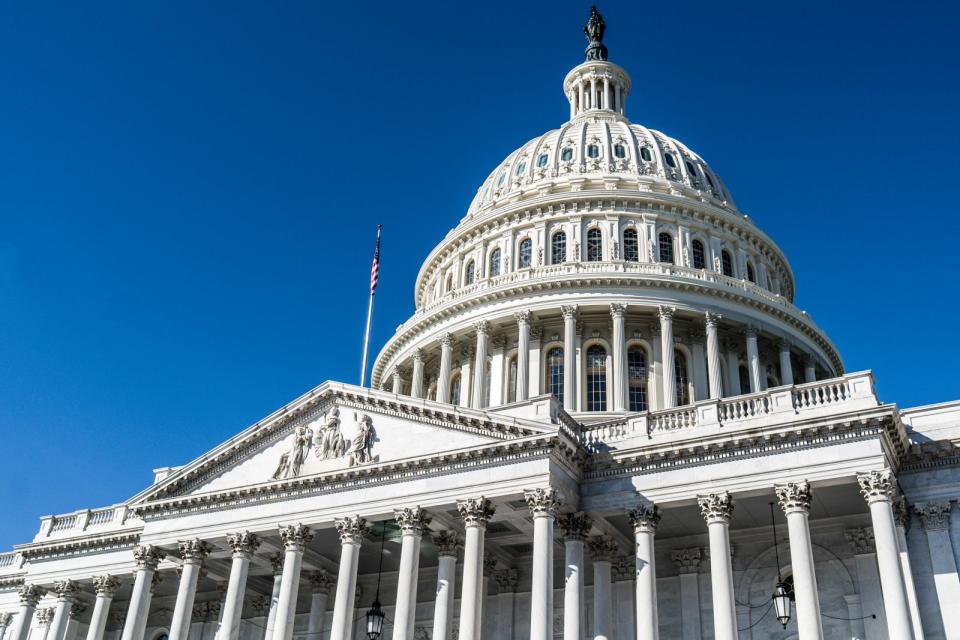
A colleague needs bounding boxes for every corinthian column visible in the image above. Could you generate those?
[525,488,561,640]
[306,571,333,640]
[588,536,618,640]
[329,517,366,640]
[916,501,959,638]
[170,540,211,640]
[778,341,794,386]
[431,532,460,640]
[775,481,823,639]
[629,504,661,640]
[561,306,578,412]
[410,349,425,398]
[697,493,737,640]
[558,513,591,640]
[271,525,312,640]
[857,470,914,640]
[515,311,532,402]
[121,545,165,640]
[437,334,454,404]
[610,304,627,411]
[48,580,80,640]
[86,576,120,640]
[671,549,702,640]
[893,498,925,640]
[37,608,55,640]
[0,613,12,640]
[456,497,495,640]
[218,532,260,640]
[471,321,490,408]
[11,585,46,640]
[744,327,760,393]
[704,312,722,399]
[393,507,430,640]
[658,306,676,409]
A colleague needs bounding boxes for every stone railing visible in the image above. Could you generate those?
[0,552,19,569]
[580,371,878,451]
[35,504,136,541]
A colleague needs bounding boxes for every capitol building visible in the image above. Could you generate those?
[3,8,960,640]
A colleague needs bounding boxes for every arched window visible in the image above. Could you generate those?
[518,238,532,268]
[445,273,454,292]
[496,173,505,188]
[746,262,756,283]
[627,347,648,412]
[614,144,626,159]
[685,160,698,177]
[738,364,751,394]
[464,261,475,285]
[587,144,600,159]
[623,228,639,262]
[484,361,491,407]
[674,350,690,406]
[640,146,652,162]
[658,232,674,264]
[547,348,564,403]
[721,250,734,277]
[586,345,607,412]
[515,161,526,176]
[705,173,716,189]
[450,373,461,405]
[537,153,549,168]
[561,148,574,162]
[691,239,706,269]
[664,153,677,168]
[587,228,603,262]
[507,355,518,403]
[551,231,567,264]
[489,248,501,277]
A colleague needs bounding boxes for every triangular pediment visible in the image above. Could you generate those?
[132,382,559,504]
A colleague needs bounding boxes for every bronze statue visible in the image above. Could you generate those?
[584,6,608,62]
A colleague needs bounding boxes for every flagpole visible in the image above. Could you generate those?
[360,224,382,388]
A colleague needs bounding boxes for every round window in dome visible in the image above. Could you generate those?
[614,144,626,159]
[537,153,549,168]
[561,148,574,162]
[587,144,600,159]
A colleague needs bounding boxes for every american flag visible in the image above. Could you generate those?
[369,225,382,295]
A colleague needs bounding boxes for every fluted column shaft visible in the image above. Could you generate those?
[410,351,425,398]
[437,335,453,403]
[431,533,459,640]
[698,494,737,640]
[218,533,259,640]
[559,514,590,640]
[893,500,925,640]
[329,517,366,640]
[630,506,660,640]
[778,342,794,386]
[12,587,44,640]
[917,501,958,638]
[393,508,428,640]
[49,581,79,640]
[121,546,165,640]
[264,561,283,640]
[562,306,577,412]
[659,307,676,409]
[271,526,312,640]
[472,322,489,409]
[745,328,760,393]
[611,304,627,411]
[588,536,617,640]
[457,498,494,640]
[776,482,823,639]
[515,312,531,402]
[705,313,722,399]
[86,577,119,640]
[170,541,210,640]
[803,356,816,383]
[858,471,914,640]
[526,489,560,640]
[305,574,331,640]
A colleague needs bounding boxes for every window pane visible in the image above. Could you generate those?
[552,232,567,264]
[623,229,639,262]
[614,144,626,159]
[586,345,607,411]
[658,232,674,264]
[664,153,677,168]
[515,162,526,176]
[465,261,475,285]
[627,348,648,412]
[490,249,501,277]
[747,263,756,283]
[722,251,734,277]
[640,147,652,162]
[561,148,573,161]
[674,351,690,406]
[450,374,461,405]
[587,144,599,159]
[692,240,706,269]
[587,228,602,262]
[537,153,549,168]
[739,365,751,394]
[548,348,564,403]
[507,356,518,403]
[519,239,532,268]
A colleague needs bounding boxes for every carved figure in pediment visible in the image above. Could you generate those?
[348,414,377,466]
[314,407,347,460]
[272,424,313,480]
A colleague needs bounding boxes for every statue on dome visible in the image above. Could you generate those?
[584,6,608,61]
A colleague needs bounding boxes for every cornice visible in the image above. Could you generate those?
[0,575,25,591]
[900,440,960,472]
[14,531,142,561]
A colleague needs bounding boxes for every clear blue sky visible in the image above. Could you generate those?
[1,1,958,550]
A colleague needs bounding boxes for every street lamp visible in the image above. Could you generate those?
[769,502,792,628]
[365,523,387,639]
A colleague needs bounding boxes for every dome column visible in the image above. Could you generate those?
[561,306,578,412]
[515,311,531,402]
[610,304,627,411]
[778,341,794,386]
[602,77,610,110]
[472,321,489,409]
[437,334,453,404]
[705,313,723,399]
[804,355,817,383]
[744,327,761,393]
[659,307,676,409]
[724,340,741,396]
[410,349,425,398]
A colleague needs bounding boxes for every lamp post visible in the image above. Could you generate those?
[769,502,792,628]
[365,523,387,639]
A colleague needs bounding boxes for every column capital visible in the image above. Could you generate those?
[177,539,212,564]
[333,516,367,545]
[250,596,272,617]
[670,547,702,574]
[587,536,619,562]
[133,544,166,571]
[775,480,813,515]
[226,531,261,558]
[308,570,334,595]
[483,551,498,573]
[0,612,11,628]
[53,579,80,602]
[529,325,544,341]
[778,339,792,352]
[68,604,86,620]
[490,333,507,350]
[560,304,578,321]
[92,575,120,598]
[456,496,496,527]
[915,501,952,532]
[412,348,424,363]
[844,527,875,554]
[269,552,284,575]
[279,523,313,551]
[149,572,163,594]
[492,569,519,594]
[514,310,532,325]
[17,584,46,606]
[392,365,408,379]
[557,511,592,541]
[473,320,490,336]
[431,530,461,557]
[628,503,661,533]
[698,492,734,524]
[440,332,454,348]
[657,305,675,321]
[394,506,431,536]
[704,311,722,327]
[524,487,562,518]
[892,495,910,530]
[804,353,817,367]
[36,607,55,626]
[609,303,627,319]
[857,469,896,504]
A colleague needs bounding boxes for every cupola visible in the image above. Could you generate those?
[563,6,631,120]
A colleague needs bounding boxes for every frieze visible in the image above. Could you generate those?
[16,531,142,561]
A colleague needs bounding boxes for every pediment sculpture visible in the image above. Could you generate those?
[271,409,379,480]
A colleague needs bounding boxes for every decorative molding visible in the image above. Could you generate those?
[18,584,46,606]
[279,524,313,551]
[457,497,496,527]
[334,516,367,545]
[68,604,86,620]
[892,496,910,530]
[628,503,661,533]
[53,579,80,602]
[844,527,875,555]
[93,575,120,598]
[133,544,166,571]
[227,531,261,558]
[698,492,734,524]
[178,539,212,564]
[395,507,431,536]
[587,536,619,562]
[775,480,812,515]
[492,569,518,594]
[431,531,461,558]
[671,547,702,574]
[857,469,895,504]
[36,607,55,626]
[915,501,952,532]
[524,488,562,518]
[557,512,592,541]
[16,531,142,562]
[309,570,334,595]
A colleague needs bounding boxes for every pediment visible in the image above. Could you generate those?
[133,383,557,504]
